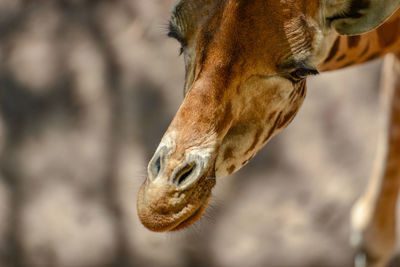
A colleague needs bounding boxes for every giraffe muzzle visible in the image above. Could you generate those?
[137,143,216,232]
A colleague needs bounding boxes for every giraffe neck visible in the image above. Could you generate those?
[319,8,400,72]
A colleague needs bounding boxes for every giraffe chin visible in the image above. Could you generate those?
[138,195,211,232]
[137,178,214,232]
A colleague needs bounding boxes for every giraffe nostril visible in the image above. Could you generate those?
[174,164,195,186]
[154,156,161,176]
[148,154,162,181]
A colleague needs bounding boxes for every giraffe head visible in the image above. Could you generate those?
[137,0,400,232]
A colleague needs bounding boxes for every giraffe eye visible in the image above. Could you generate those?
[289,68,319,81]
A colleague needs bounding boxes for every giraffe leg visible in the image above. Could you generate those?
[351,53,400,267]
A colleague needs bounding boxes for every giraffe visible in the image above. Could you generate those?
[137,0,400,266]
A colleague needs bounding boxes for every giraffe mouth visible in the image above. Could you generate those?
[137,178,214,232]
[169,196,211,231]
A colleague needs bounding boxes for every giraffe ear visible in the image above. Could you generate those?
[325,0,400,35]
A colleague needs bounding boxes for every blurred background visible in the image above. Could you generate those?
[0,0,398,266]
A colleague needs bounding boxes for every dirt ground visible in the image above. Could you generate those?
[0,1,399,266]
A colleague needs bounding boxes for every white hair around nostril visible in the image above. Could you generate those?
[172,163,196,185]
[174,153,210,190]
[147,145,170,181]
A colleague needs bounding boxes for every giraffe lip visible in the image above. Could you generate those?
[169,197,210,231]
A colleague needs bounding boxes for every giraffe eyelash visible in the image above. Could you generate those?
[285,68,319,83]
[290,68,319,79]
[167,21,186,55]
